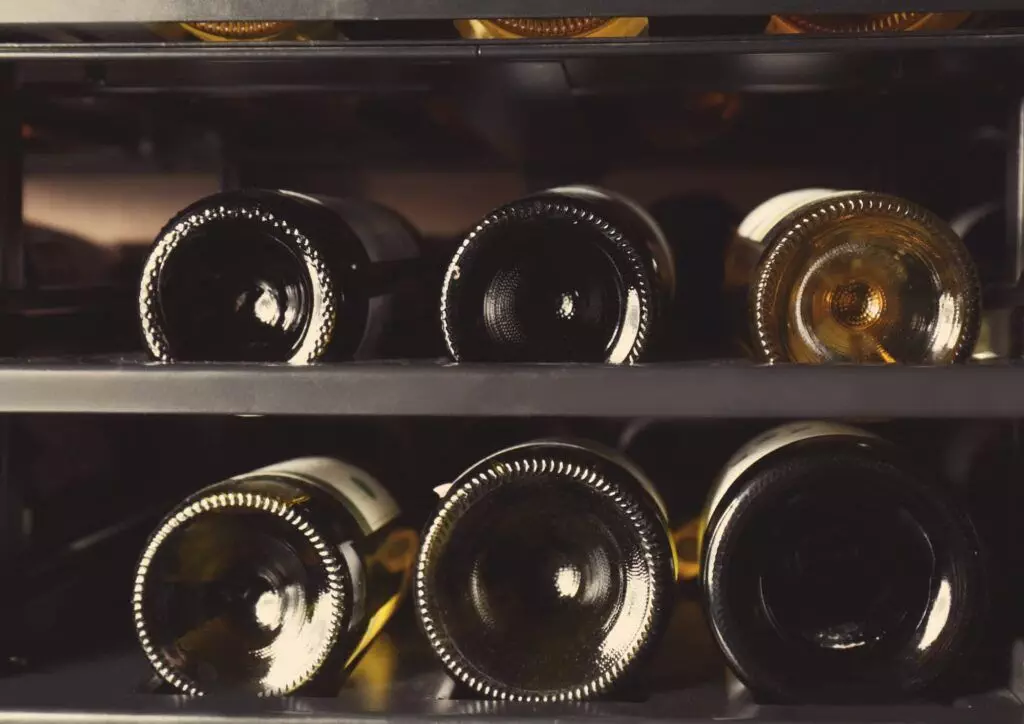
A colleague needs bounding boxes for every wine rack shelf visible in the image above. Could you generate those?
[0,361,1022,417]
[0,648,1015,724]
[5,31,1024,97]
[5,30,1024,61]
[0,0,1011,24]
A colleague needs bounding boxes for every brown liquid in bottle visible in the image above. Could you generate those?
[730,189,979,364]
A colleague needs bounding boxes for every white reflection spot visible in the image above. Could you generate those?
[554,564,582,599]
[918,578,952,652]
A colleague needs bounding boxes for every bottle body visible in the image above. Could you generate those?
[415,439,676,701]
[455,17,647,39]
[134,456,416,696]
[728,189,979,363]
[441,185,675,363]
[949,201,1011,361]
[140,189,422,363]
[766,13,968,34]
[700,422,984,702]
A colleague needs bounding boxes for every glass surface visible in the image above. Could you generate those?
[705,445,980,701]
[760,213,975,363]
[432,480,651,693]
[758,487,933,653]
[157,220,313,362]
[139,508,338,695]
[452,218,628,362]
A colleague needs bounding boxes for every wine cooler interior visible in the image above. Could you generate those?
[13,86,1023,361]
[4,3,1024,722]
[0,415,1019,718]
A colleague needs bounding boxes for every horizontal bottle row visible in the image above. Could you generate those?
[164,13,971,40]
[137,185,984,366]
[16,13,985,42]
[131,422,987,703]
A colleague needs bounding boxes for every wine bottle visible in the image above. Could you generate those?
[700,422,985,702]
[455,17,647,39]
[441,186,675,363]
[157,22,336,41]
[766,13,969,33]
[133,457,417,696]
[949,201,1011,361]
[415,439,676,701]
[728,189,979,363]
[139,189,423,363]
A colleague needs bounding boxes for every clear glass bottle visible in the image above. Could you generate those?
[441,185,675,363]
[133,457,417,696]
[700,422,985,702]
[415,439,677,701]
[766,13,969,34]
[455,17,647,39]
[728,189,980,363]
[139,189,423,363]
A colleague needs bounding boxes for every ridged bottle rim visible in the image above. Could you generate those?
[414,444,672,702]
[132,490,347,696]
[492,17,610,36]
[139,199,337,364]
[750,191,980,364]
[771,13,961,33]
[455,17,647,39]
[440,197,654,364]
[181,21,296,40]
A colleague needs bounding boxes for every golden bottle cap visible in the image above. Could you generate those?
[455,16,648,39]
[767,13,969,34]
[750,192,980,364]
[180,21,298,41]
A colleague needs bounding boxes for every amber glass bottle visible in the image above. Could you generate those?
[455,17,647,39]
[729,189,979,363]
[766,13,969,34]
[171,21,336,41]
[133,457,417,696]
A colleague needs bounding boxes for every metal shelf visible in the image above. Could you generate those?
[0,649,1016,724]
[0,0,1017,23]
[5,30,1024,61]
[0,361,1023,417]
[10,32,1024,96]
